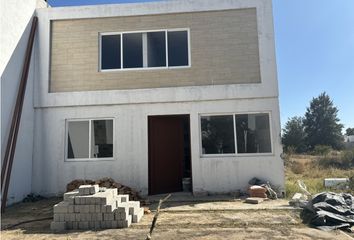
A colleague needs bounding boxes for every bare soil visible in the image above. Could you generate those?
[1,198,353,240]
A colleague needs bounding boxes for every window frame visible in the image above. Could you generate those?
[98,28,191,72]
[199,112,274,158]
[65,118,115,162]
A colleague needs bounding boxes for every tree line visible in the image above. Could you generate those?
[282,92,352,153]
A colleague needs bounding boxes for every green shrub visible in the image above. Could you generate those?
[313,145,332,156]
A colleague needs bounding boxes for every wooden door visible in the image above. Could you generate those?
[148,116,185,195]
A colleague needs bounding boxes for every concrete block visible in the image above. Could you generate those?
[95,205,101,213]
[90,185,99,194]
[245,197,265,204]
[53,214,60,222]
[66,221,73,230]
[58,214,65,222]
[68,205,74,213]
[111,221,118,228]
[50,221,66,231]
[89,205,95,213]
[94,221,101,229]
[117,195,129,203]
[72,221,79,230]
[132,208,144,223]
[104,213,114,221]
[96,213,103,221]
[82,205,90,213]
[63,190,79,201]
[118,215,132,228]
[64,214,70,221]
[53,202,69,213]
[120,201,140,215]
[324,178,349,189]
[74,205,80,213]
[79,221,89,230]
[79,185,92,195]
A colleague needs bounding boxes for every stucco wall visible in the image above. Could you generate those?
[1,20,35,205]
[32,97,285,196]
[50,8,260,92]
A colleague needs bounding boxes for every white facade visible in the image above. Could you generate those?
[0,0,47,205]
[3,0,285,202]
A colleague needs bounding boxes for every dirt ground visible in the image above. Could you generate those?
[1,197,353,240]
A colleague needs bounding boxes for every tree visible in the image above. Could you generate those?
[346,128,354,136]
[303,92,344,150]
[282,116,307,153]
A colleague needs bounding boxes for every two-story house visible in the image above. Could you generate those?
[2,0,285,202]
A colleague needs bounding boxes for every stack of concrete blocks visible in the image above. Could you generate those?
[50,184,144,231]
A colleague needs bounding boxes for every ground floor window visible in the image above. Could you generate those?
[200,113,272,155]
[66,119,114,160]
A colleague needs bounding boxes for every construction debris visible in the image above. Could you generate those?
[146,194,171,240]
[248,177,278,199]
[66,178,142,202]
[289,193,308,208]
[300,192,354,231]
[248,185,267,198]
[323,178,349,189]
[50,184,144,231]
[245,197,265,204]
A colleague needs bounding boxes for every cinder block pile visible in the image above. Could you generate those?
[50,184,144,231]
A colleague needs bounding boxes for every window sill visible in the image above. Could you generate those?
[200,153,274,158]
[99,65,191,72]
[65,158,116,162]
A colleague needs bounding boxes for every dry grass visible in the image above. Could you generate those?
[285,154,354,198]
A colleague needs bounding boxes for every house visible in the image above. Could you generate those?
[1,0,285,204]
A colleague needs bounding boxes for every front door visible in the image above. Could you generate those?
[148,115,187,195]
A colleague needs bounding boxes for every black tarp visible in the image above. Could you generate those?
[301,192,354,231]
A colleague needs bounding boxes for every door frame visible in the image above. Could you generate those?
[148,114,193,195]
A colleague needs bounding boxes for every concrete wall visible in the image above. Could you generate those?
[1,20,34,205]
[50,8,260,92]
[0,0,46,205]
[0,0,46,75]
[32,97,284,196]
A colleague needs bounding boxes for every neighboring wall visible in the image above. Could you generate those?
[0,0,47,205]
[0,0,46,75]
[50,8,260,92]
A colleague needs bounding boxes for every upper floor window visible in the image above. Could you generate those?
[100,29,190,71]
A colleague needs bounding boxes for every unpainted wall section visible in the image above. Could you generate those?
[50,8,261,92]
[32,98,284,196]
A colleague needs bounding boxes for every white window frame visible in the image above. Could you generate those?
[65,118,115,162]
[99,28,191,72]
[199,112,274,158]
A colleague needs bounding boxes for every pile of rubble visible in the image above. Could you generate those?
[66,178,142,201]
[50,184,144,231]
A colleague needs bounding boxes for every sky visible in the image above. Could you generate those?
[47,0,354,131]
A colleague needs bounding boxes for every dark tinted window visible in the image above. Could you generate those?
[101,35,121,70]
[147,31,166,67]
[91,120,113,158]
[236,114,271,153]
[123,33,143,68]
[168,31,189,67]
[201,115,235,154]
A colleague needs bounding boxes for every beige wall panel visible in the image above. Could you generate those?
[50,8,261,92]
